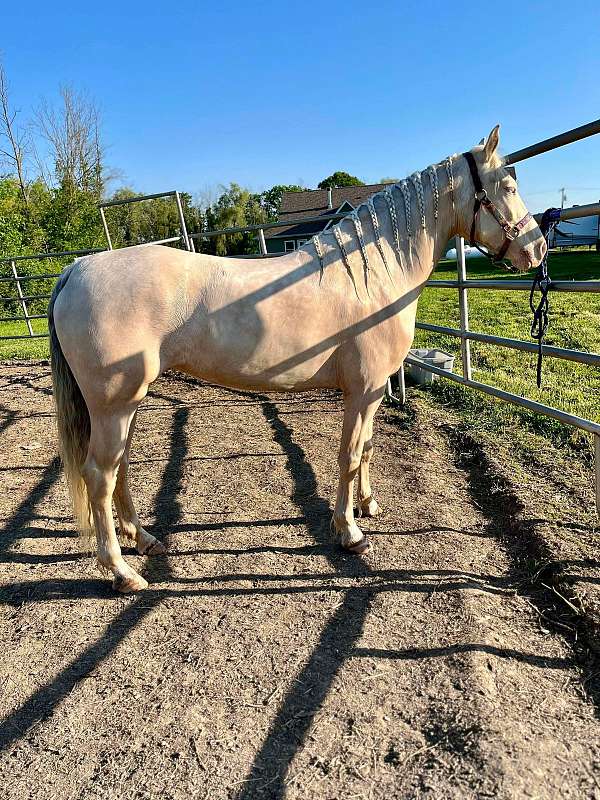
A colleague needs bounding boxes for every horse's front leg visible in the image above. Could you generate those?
[114,411,166,557]
[333,389,384,554]
[357,417,382,519]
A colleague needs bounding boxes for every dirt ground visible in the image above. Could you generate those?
[1,364,600,800]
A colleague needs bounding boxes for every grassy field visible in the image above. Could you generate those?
[414,250,600,454]
[1,249,598,452]
[0,319,50,359]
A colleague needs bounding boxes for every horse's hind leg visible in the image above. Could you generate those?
[83,407,148,593]
[357,417,382,519]
[114,410,166,557]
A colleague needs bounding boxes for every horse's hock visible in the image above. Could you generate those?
[1,364,600,799]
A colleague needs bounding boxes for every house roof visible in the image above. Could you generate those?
[265,183,390,239]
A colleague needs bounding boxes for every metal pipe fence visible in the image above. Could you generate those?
[98,190,194,253]
[407,163,600,510]
[0,190,196,342]
[411,227,600,411]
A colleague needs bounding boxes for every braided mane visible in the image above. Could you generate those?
[305,155,457,289]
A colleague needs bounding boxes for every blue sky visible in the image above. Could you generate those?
[3,0,599,212]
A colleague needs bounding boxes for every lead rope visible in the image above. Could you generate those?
[529,207,561,388]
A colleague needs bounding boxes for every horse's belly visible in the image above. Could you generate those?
[173,340,339,393]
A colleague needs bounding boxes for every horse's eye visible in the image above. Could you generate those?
[504,185,516,195]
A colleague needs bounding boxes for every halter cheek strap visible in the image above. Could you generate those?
[463,151,532,261]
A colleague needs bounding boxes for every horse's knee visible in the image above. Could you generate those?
[339,448,362,475]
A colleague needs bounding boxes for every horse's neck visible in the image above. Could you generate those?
[386,155,472,287]
[316,155,473,296]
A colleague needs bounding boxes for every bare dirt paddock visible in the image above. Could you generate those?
[1,364,600,799]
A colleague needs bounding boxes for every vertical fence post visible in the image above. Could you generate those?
[456,235,472,381]
[398,363,406,405]
[258,228,267,257]
[595,434,600,517]
[99,207,113,250]
[174,191,192,251]
[11,260,34,337]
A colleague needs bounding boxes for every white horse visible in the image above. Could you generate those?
[49,125,546,592]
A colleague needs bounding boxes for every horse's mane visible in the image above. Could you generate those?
[301,146,508,288]
[300,157,451,286]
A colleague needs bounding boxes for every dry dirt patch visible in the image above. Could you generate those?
[1,365,600,799]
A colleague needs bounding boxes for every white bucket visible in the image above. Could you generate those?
[405,348,455,385]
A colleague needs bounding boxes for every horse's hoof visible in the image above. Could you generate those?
[342,535,372,555]
[141,539,167,557]
[113,572,149,593]
[358,496,382,518]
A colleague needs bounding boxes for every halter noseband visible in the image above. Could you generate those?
[463,151,532,261]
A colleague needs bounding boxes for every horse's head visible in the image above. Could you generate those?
[460,125,546,271]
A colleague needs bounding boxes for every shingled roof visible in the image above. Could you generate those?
[265,183,390,240]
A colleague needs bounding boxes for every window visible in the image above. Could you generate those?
[284,240,296,252]
[296,238,309,247]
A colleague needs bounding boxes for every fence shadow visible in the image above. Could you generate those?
[235,399,371,799]
[0,403,189,751]
[0,457,62,556]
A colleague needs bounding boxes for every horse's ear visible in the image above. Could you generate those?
[483,124,500,160]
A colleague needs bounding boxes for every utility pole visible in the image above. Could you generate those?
[560,187,567,208]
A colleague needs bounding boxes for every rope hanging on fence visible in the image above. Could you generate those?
[529,207,561,389]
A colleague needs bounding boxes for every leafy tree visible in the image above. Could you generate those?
[317,171,364,189]
[204,183,268,256]
[102,188,198,249]
[259,184,303,220]
[0,177,49,257]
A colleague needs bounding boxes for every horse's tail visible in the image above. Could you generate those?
[48,264,94,540]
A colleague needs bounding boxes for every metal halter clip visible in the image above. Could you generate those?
[475,189,488,202]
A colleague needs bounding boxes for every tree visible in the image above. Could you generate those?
[34,86,106,250]
[259,184,303,220]
[378,177,400,184]
[35,86,104,197]
[318,171,364,189]
[0,61,31,208]
[204,183,268,256]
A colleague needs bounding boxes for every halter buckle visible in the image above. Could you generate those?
[475,189,487,202]
[503,224,520,241]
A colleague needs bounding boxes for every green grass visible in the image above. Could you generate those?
[0,318,50,359]
[0,255,61,360]
[414,250,600,453]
